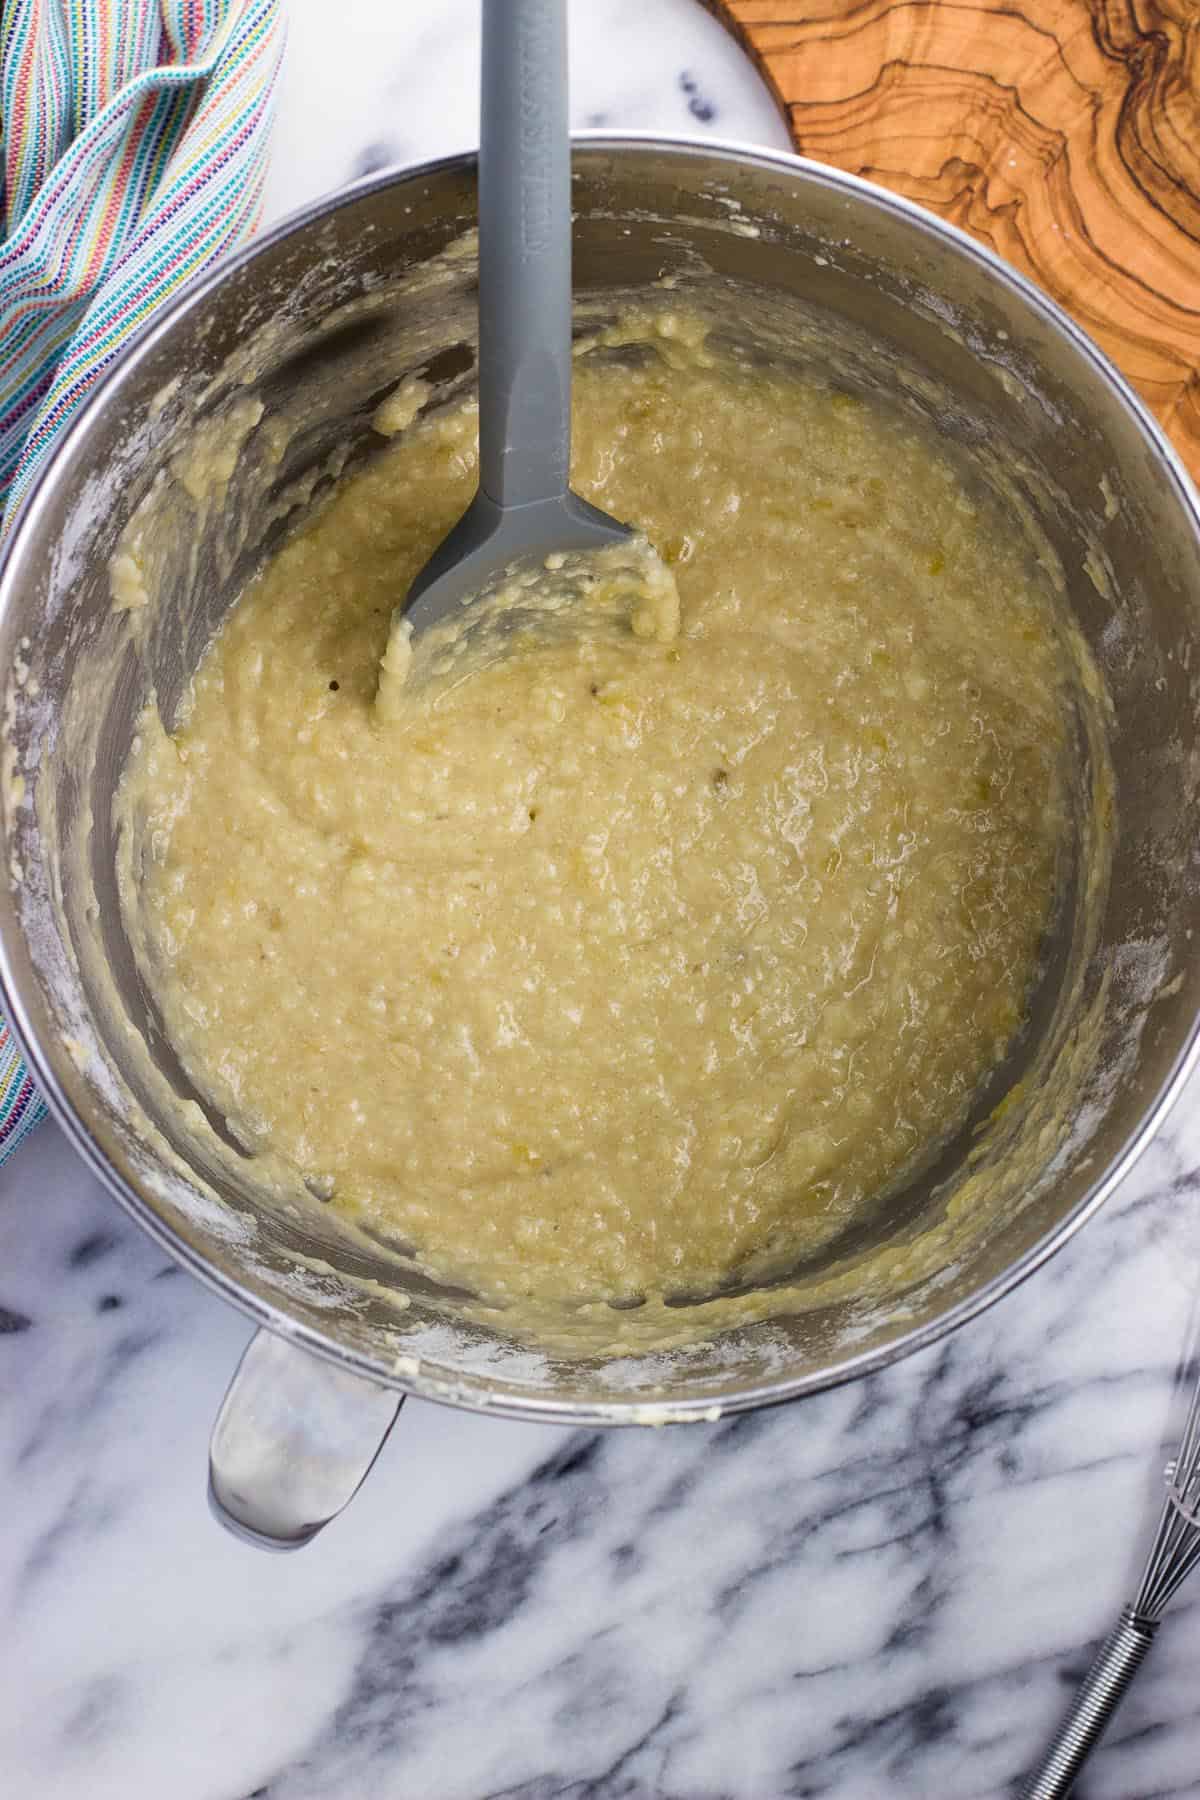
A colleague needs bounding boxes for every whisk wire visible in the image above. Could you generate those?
[1136,1361,1200,1620]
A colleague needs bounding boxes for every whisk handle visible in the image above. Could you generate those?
[1021,1605,1159,1798]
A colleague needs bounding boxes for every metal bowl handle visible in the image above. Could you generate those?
[208,1328,404,1550]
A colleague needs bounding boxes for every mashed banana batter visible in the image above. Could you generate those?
[115,315,1072,1308]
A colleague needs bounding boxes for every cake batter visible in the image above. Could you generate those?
[114,315,1072,1308]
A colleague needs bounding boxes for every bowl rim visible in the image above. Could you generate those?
[4,131,1200,1425]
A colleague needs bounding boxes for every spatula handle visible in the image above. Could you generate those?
[478,0,573,509]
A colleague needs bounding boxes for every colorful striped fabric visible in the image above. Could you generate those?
[0,0,286,1163]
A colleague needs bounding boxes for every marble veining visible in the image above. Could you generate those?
[3,4,1200,1797]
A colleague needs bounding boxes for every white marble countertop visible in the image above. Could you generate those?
[4,4,1200,1796]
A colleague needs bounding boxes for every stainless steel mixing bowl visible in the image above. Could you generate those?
[3,140,1200,1549]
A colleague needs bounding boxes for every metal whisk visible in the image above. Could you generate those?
[1023,1358,1200,1797]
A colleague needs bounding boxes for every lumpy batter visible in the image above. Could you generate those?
[115,315,1072,1307]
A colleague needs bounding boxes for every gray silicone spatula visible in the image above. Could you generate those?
[398,0,631,643]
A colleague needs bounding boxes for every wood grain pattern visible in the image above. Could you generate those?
[706,0,1200,483]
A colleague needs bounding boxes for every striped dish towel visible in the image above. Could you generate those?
[0,0,286,1163]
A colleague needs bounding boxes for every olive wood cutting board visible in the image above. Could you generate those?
[706,0,1200,485]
